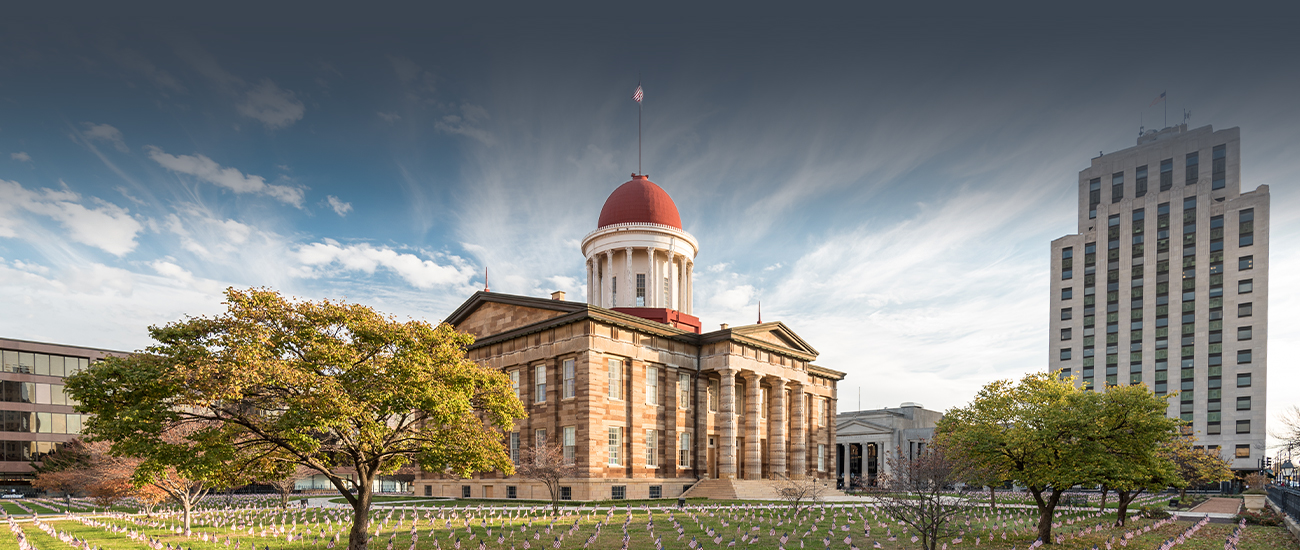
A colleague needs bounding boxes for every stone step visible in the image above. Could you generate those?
[681,478,845,500]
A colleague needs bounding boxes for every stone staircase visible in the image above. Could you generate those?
[681,478,844,500]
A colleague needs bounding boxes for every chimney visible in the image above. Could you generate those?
[720,323,729,330]
[550,291,566,301]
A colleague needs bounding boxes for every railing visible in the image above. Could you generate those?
[1267,485,1300,522]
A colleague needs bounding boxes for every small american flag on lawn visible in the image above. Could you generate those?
[632,85,644,103]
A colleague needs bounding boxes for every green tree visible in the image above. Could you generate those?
[1088,384,1183,525]
[936,373,1176,544]
[1162,433,1233,501]
[66,287,526,550]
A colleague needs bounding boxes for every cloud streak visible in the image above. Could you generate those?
[146,146,306,207]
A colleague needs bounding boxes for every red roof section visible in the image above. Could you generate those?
[597,174,682,229]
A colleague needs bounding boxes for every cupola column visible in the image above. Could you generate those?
[647,247,658,308]
[586,259,594,305]
[624,247,634,308]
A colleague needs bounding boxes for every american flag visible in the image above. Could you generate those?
[632,85,644,104]
[1149,91,1166,107]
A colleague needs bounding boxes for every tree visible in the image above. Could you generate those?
[936,373,1177,544]
[772,474,828,516]
[33,439,169,513]
[515,442,577,514]
[31,439,92,504]
[1088,384,1182,525]
[870,444,970,550]
[263,465,315,509]
[952,455,1006,510]
[66,287,525,550]
[1162,433,1233,501]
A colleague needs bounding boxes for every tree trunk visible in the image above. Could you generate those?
[989,486,997,510]
[1179,486,1187,502]
[347,480,373,550]
[1099,485,1108,512]
[1114,489,1140,526]
[281,488,290,509]
[1029,487,1062,545]
[183,499,193,535]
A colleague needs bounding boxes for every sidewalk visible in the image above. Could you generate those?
[1179,497,1241,521]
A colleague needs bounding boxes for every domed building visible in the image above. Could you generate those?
[422,174,844,501]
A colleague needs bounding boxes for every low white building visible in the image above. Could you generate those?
[834,403,942,489]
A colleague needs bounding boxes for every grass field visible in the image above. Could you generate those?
[5,496,1297,550]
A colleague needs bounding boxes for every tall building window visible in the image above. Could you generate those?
[1239,209,1254,247]
[816,398,825,427]
[1111,172,1124,203]
[1237,373,1252,387]
[1237,396,1252,411]
[1135,165,1148,197]
[562,359,575,399]
[535,364,547,403]
[607,359,623,400]
[1239,255,1253,271]
[1062,287,1073,300]
[761,387,769,418]
[1185,152,1199,185]
[678,373,691,409]
[1062,247,1073,279]
[1088,178,1101,219]
[535,429,547,449]
[563,426,576,464]
[510,370,520,400]
[646,367,659,405]
[1212,144,1226,190]
[1236,445,1250,458]
[1238,326,1252,341]
[709,379,719,411]
[607,427,621,465]
[817,444,826,471]
[1237,349,1252,364]
[1160,158,1173,191]
[1238,302,1252,317]
[510,432,520,464]
[1061,308,1073,320]
[1060,348,1072,360]
[645,429,658,467]
[1239,279,1253,294]
[1236,420,1251,434]
[636,274,646,307]
[679,432,691,468]
[1061,328,1072,341]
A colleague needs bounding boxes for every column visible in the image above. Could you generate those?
[695,372,707,477]
[790,382,807,479]
[644,247,655,308]
[586,259,594,305]
[743,373,762,479]
[624,247,634,308]
[606,250,615,308]
[769,378,787,478]
[664,365,678,470]
[719,368,737,479]
[686,261,694,314]
[827,397,838,482]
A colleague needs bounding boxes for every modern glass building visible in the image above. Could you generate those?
[0,337,126,491]
[1048,124,1269,472]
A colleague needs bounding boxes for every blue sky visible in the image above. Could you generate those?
[2,2,1299,444]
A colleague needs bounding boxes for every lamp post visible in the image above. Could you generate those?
[1283,461,1295,487]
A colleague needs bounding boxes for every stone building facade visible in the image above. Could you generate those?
[833,403,943,489]
[416,175,844,500]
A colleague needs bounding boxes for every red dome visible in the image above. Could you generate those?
[597,174,682,229]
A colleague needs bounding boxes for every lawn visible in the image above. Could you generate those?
[6,495,1297,550]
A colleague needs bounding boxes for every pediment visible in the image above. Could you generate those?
[727,322,819,358]
[445,292,586,340]
[836,419,896,436]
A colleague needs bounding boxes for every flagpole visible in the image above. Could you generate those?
[638,81,642,176]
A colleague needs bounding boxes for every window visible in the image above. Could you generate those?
[563,426,576,464]
[817,444,826,471]
[424,485,433,496]
[607,427,622,465]
[462,485,472,498]
[1088,178,1101,219]
[709,379,719,411]
[607,359,623,400]
[678,373,691,409]
[1237,373,1252,387]
[1060,348,1072,360]
[1237,396,1252,411]
[510,370,520,399]
[612,486,626,500]
[1239,256,1253,271]
[535,365,547,403]
[646,367,659,405]
[1160,158,1173,191]
[1239,209,1254,247]
[1135,165,1148,196]
[1238,326,1252,341]
[1212,144,1226,189]
[558,359,574,399]
[664,277,670,305]
[1239,279,1253,294]
[817,398,825,427]
[611,276,617,305]
[1238,303,1252,317]
[1237,350,1252,364]
[560,486,572,500]
[649,485,662,499]
[761,387,769,418]
[535,429,547,450]
[507,486,517,499]
[1061,287,1073,300]
[1061,308,1073,320]
[679,432,691,468]
[1185,152,1199,185]
[1235,445,1250,459]
[1236,420,1251,434]
[509,432,520,464]
[636,274,646,307]
[1111,172,1124,203]
[645,429,658,467]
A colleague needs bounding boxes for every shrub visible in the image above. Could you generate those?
[1139,504,1170,519]
[1238,508,1283,526]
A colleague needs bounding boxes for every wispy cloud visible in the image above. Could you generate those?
[10,152,32,162]
[0,179,144,256]
[175,45,304,130]
[326,195,353,217]
[81,123,128,152]
[146,146,306,207]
